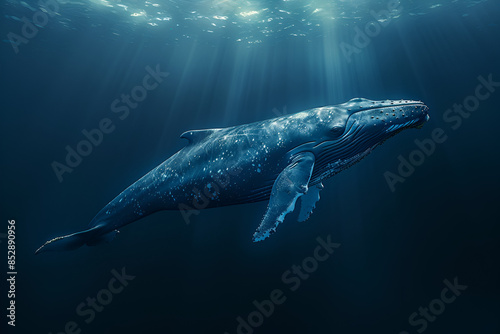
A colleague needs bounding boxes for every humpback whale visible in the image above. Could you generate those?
[36,98,429,254]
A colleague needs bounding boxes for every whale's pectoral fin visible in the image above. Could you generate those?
[252,152,315,242]
[298,182,324,222]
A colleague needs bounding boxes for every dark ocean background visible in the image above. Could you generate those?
[1,0,499,333]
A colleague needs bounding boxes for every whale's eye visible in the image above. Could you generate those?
[329,126,344,137]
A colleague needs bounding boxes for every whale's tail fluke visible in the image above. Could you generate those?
[35,226,119,255]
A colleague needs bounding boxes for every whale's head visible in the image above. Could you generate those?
[307,97,429,180]
[331,97,429,135]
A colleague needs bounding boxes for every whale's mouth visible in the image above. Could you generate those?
[383,106,430,132]
[415,113,431,129]
[347,101,430,134]
[385,103,429,131]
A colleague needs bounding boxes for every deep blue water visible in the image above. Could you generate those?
[1,0,500,333]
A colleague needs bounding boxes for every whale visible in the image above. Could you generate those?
[36,98,429,254]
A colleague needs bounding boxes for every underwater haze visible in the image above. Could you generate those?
[1,0,500,333]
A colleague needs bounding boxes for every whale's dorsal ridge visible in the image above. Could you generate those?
[180,128,221,144]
